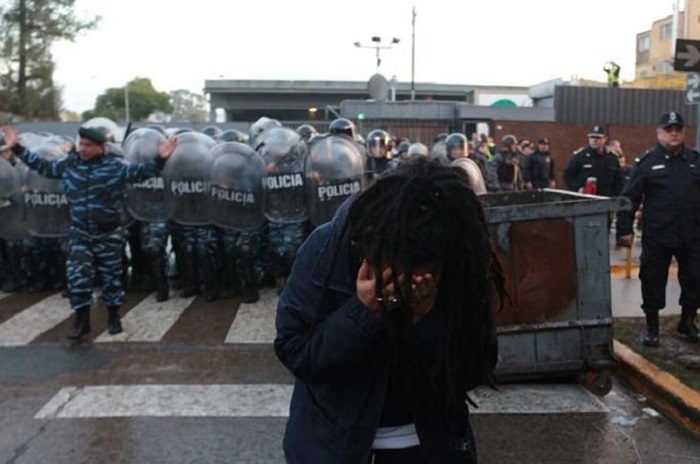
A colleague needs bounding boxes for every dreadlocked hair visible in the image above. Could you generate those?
[332,158,503,410]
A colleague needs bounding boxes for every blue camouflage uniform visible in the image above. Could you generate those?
[14,143,165,311]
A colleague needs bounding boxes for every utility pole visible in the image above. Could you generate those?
[124,82,130,123]
[411,6,416,100]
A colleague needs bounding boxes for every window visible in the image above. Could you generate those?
[638,36,650,52]
[660,23,673,39]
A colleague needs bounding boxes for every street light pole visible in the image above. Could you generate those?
[124,83,130,124]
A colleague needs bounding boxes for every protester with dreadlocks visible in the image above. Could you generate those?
[275,159,502,464]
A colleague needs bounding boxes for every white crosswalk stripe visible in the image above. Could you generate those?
[225,288,278,344]
[0,293,73,346]
[34,384,294,419]
[33,384,607,419]
[94,293,195,343]
[0,289,280,346]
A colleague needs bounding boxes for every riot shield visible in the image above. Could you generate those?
[0,157,28,241]
[18,133,48,152]
[206,142,265,231]
[450,158,488,196]
[305,134,366,226]
[123,128,168,222]
[162,132,216,225]
[258,128,308,224]
[429,141,448,164]
[22,141,70,237]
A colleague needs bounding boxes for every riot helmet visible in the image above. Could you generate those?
[366,129,390,158]
[250,117,282,146]
[445,133,468,161]
[201,125,223,140]
[396,141,410,159]
[81,117,119,143]
[295,124,318,142]
[220,129,249,144]
[328,118,357,140]
[407,143,429,159]
[501,134,518,148]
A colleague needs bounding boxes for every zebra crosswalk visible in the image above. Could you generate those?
[0,292,74,346]
[0,287,280,347]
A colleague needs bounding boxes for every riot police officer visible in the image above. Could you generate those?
[366,129,391,178]
[564,126,622,196]
[490,134,523,191]
[2,123,177,340]
[617,112,700,346]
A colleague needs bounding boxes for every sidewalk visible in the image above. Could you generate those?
[609,238,680,317]
[608,239,700,439]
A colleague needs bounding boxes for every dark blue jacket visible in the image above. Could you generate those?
[14,143,164,235]
[563,147,622,196]
[275,201,492,464]
[617,143,700,248]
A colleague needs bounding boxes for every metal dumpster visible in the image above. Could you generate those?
[480,189,631,395]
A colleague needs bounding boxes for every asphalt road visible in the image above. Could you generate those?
[0,288,698,463]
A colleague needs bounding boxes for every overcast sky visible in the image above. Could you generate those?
[52,0,677,113]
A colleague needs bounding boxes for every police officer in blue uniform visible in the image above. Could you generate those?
[564,126,623,196]
[617,112,700,346]
[1,124,177,340]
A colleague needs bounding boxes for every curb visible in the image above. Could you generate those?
[613,339,700,439]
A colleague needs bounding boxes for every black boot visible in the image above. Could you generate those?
[150,252,169,302]
[642,311,660,347]
[3,244,24,292]
[677,307,700,343]
[179,249,200,298]
[239,257,259,304]
[276,252,296,295]
[201,258,219,302]
[66,309,91,340]
[24,251,46,293]
[219,251,242,299]
[107,306,123,335]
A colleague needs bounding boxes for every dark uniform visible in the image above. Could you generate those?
[523,149,555,189]
[490,150,522,191]
[617,141,700,344]
[563,146,622,196]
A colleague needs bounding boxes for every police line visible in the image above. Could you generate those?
[0,128,367,240]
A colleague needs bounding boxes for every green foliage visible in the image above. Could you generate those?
[82,77,174,122]
[0,0,99,120]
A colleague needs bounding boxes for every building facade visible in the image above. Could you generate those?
[634,0,700,87]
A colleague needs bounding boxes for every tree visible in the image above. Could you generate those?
[169,89,209,123]
[0,0,99,120]
[82,77,173,122]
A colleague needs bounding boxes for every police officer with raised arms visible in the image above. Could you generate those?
[1,123,177,340]
[617,111,700,346]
